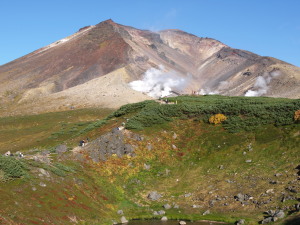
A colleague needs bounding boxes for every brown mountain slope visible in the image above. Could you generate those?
[0,19,299,116]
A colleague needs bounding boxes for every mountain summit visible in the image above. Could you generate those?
[0,19,299,115]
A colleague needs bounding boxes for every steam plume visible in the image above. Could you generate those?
[245,70,281,97]
[129,66,187,98]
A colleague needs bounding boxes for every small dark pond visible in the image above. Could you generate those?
[126,220,228,225]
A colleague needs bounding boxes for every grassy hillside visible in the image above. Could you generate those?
[0,96,299,225]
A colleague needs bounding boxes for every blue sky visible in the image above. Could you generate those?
[0,0,299,66]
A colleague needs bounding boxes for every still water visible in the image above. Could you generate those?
[126,220,228,225]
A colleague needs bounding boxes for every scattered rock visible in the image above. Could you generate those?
[295,203,300,211]
[84,129,135,162]
[261,210,285,223]
[144,164,151,170]
[202,210,210,215]
[192,204,201,208]
[147,191,162,201]
[218,165,224,170]
[235,219,245,225]
[226,179,235,183]
[209,200,216,207]
[161,216,168,221]
[163,204,171,209]
[173,204,179,209]
[38,168,50,177]
[56,145,68,154]
[172,144,177,150]
[120,216,128,224]
[261,217,273,224]
[274,173,282,177]
[157,210,166,215]
[117,210,123,215]
[39,182,46,187]
[266,189,274,194]
[146,143,153,151]
[234,193,251,203]
[179,221,186,225]
[184,193,192,198]
[286,186,297,193]
[173,133,177,139]
[245,159,252,163]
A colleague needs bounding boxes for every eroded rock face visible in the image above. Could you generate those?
[84,128,137,162]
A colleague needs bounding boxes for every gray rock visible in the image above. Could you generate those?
[163,204,171,209]
[218,165,224,170]
[173,204,179,209]
[161,216,168,221]
[153,211,159,216]
[117,210,123,215]
[179,221,186,225]
[147,191,162,201]
[120,216,128,224]
[144,164,151,170]
[38,168,50,177]
[184,193,192,198]
[56,145,67,154]
[261,217,273,224]
[202,210,210,215]
[172,144,177,150]
[236,219,245,225]
[84,130,135,162]
[274,210,285,219]
[157,210,165,215]
[172,133,177,139]
[39,182,47,187]
[234,193,251,202]
[245,159,252,163]
[209,200,216,207]
[146,143,153,151]
[295,203,300,211]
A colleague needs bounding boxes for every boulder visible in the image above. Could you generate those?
[55,145,67,154]
[236,219,245,225]
[147,191,162,201]
[202,210,210,215]
[157,210,165,215]
[161,216,168,221]
[144,164,151,170]
[120,216,128,224]
[163,204,171,209]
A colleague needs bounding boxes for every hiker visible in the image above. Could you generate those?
[79,140,85,147]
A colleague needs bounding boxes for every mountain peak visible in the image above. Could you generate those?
[0,21,299,116]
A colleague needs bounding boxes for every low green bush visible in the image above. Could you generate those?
[0,156,27,178]
[110,96,300,132]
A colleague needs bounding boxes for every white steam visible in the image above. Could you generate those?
[129,66,188,98]
[245,70,281,97]
[197,88,218,95]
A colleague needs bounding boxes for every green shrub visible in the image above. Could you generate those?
[115,96,300,132]
[0,156,27,178]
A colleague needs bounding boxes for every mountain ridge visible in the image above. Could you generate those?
[0,19,299,116]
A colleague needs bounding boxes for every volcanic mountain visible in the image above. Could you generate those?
[0,19,299,116]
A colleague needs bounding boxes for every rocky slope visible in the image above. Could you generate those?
[0,96,299,224]
[0,19,300,116]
